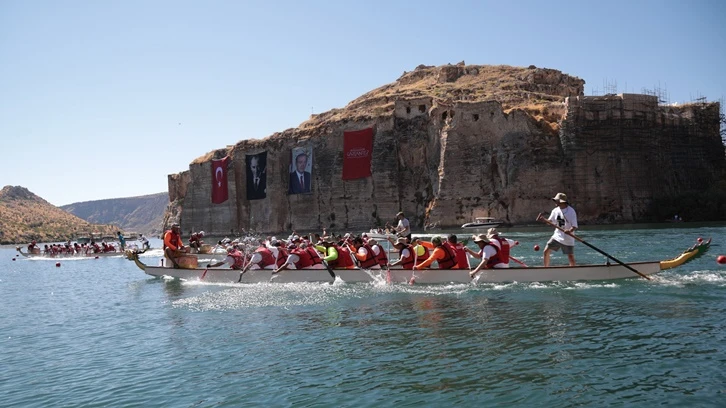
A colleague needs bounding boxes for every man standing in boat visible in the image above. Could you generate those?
[394,212,411,242]
[539,193,578,266]
[117,231,126,251]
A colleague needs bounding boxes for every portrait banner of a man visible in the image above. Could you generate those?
[288,146,312,194]
[246,152,267,200]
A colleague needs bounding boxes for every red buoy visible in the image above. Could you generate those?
[95,256,99,259]
[55,262,61,267]
[514,241,520,246]
[697,237,703,243]
[12,258,16,261]
[534,245,540,252]
[717,255,726,265]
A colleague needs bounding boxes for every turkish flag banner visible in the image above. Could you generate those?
[211,156,229,204]
[342,128,373,180]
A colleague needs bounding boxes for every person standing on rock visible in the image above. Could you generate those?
[538,193,578,266]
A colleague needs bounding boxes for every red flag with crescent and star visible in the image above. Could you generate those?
[211,156,229,204]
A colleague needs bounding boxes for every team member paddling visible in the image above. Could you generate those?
[235,241,279,274]
[351,236,381,269]
[467,231,510,278]
[274,243,325,273]
[413,236,458,270]
[388,237,416,270]
[208,246,246,270]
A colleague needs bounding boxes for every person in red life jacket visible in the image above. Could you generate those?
[232,241,277,274]
[388,237,416,270]
[413,236,458,270]
[366,238,388,267]
[466,229,512,278]
[188,231,205,252]
[274,242,326,273]
[208,246,246,270]
[349,236,380,269]
[317,238,355,269]
[445,234,471,270]
[163,223,188,269]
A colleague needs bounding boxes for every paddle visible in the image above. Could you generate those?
[200,267,209,280]
[409,249,419,285]
[509,255,528,267]
[536,214,650,280]
[322,260,337,281]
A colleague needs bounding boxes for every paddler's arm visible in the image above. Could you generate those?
[323,246,338,263]
[414,247,442,270]
[463,246,481,258]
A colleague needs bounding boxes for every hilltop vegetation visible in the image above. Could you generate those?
[61,192,167,236]
[0,186,117,245]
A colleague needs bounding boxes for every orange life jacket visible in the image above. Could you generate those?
[438,242,458,269]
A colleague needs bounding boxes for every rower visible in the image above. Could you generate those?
[189,231,205,252]
[413,236,458,270]
[208,245,246,270]
[388,237,415,270]
[366,238,388,267]
[274,242,326,273]
[466,231,510,278]
[236,240,278,274]
[350,236,380,269]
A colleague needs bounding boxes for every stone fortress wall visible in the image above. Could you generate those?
[164,65,724,235]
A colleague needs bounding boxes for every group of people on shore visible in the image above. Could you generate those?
[162,192,579,272]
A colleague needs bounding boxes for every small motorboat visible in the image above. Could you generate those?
[461,217,501,229]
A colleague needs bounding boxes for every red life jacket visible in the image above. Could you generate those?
[256,247,276,268]
[330,244,354,268]
[438,242,458,269]
[454,243,469,269]
[359,244,379,269]
[486,237,510,267]
[275,247,288,267]
[188,233,202,245]
[400,245,416,270]
[292,248,313,269]
[228,249,245,269]
[373,245,388,266]
[305,247,323,265]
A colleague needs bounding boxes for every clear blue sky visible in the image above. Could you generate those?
[1,0,724,206]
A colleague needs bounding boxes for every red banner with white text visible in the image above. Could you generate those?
[342,128,373,180]
[211,156,229,204]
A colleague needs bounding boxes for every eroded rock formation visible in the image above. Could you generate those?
[164,64,724,235]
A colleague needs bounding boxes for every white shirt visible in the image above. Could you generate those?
[396,218,410,235]
[547,205,578,246]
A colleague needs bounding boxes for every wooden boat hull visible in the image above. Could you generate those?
[125,239,710,284]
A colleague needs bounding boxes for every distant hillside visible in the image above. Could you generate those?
[0,186,117,245]
[61,192,167,236]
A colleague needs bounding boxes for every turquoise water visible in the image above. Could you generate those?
[2,225,725,407]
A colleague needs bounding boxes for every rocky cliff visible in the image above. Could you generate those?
[165,64,725,234]
[61,192,167,235]
[0,186,118,244]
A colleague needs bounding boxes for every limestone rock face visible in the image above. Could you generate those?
[166,64,724,234]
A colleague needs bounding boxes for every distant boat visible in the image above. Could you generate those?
[461,217,501,229]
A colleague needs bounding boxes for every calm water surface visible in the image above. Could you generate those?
[1,225,725,407]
